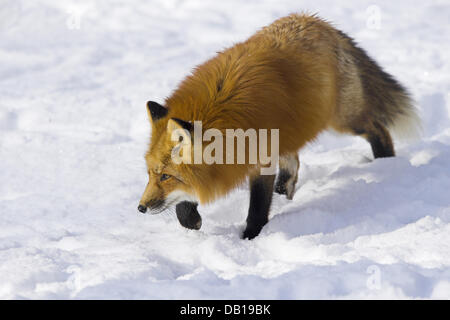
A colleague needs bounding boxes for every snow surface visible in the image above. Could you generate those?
[1,0,450,299]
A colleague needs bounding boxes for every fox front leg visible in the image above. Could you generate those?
[243,173,276,240]
[275,153,299,200]
[176,201,202,230]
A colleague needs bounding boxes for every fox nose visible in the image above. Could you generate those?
[137,205,147,213]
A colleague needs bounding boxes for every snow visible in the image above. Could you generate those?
[1,0,449,299]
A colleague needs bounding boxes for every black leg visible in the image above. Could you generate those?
[274,169,291,195]
[243,174,275,240]
[352,122,395,159]
[274,153,299,200]
[176,201,202,230]
[368,122,395,159]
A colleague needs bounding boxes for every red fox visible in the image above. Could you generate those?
[138,13,419,239]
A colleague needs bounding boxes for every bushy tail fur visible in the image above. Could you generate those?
[385,93,422,141]
[349,34,422,141]
[334,28,421,147]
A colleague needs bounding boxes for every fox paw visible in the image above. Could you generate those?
[176,201,202,230]
[243,226,263,240]
[274,179,295,200]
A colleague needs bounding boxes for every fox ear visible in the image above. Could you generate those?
[147,101,168,122]
[169,118,193,131]
[167,118,193,142]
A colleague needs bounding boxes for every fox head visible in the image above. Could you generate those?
[138,101,197,214]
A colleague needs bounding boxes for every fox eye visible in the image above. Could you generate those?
[160,174,171,182]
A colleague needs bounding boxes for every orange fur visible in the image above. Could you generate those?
[140,13,418,208]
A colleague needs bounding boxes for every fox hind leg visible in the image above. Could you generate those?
[367,122,395,158]
[353,121,395,159]
[275,153,299,200]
